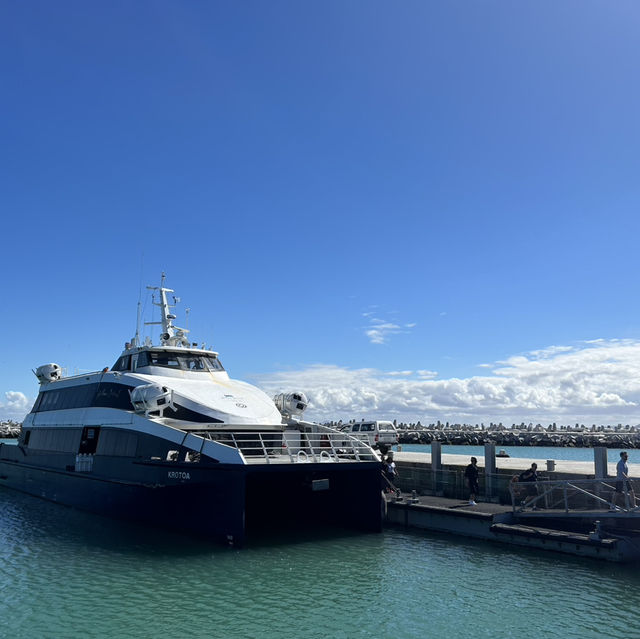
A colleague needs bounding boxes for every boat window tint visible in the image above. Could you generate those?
[136,351,151,367]
[92,383,135,410]
[204,356,225,372]
[39,391,55,411]
[149,353,181,368]
[352,424,360,431]
[181,355,206,371]
[31,393,44,413]
[33,383,134,413]
[38,391,51,411]
[96,430,138,456]
[28,428,81,452]
[57,389,71,410]
[112,355,131,371]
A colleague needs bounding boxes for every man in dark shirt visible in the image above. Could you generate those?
[519,463,539,507]
[519,463,538,483]
[464,456,479,506]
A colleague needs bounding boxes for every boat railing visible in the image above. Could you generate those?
[510,477,640,514]
[189,425,380,464]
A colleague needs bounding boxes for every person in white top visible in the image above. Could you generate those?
[614,451,636,509]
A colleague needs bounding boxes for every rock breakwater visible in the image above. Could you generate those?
[398,428,640,449]
[324,420,640,449]
[0,421,20,438]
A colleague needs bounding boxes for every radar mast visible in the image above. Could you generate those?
[145,272,190,347]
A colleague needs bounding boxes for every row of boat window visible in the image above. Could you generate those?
[26,428,81,453]
[31,382,223,423]
[112,351,225,372]
[32,383,135,413]
[23,427,138,457]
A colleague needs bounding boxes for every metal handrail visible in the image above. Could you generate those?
[510,477,640,514]
[182,425,379,464]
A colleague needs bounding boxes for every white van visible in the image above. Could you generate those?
[341,421,398,449]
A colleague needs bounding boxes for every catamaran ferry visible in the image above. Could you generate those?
[0,275,383,545]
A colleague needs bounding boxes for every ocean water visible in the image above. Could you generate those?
[1,485,640,639]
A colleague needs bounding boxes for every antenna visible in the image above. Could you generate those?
[134,252,144,348]
[134,300,142,347]
[145,272,190,347]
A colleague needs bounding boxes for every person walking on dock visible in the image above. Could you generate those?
[519,463,538,483]
[614,451,636,509]
[464,457,479,506]
[519,463,539,509]
[383,452,399,494]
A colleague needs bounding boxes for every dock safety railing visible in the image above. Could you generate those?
[395,466,494,501]
[185,425,380,464]
[509,477,640,514]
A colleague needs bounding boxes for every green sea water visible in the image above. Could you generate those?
[1,486,640,639]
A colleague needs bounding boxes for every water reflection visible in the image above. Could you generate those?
[2,487,640,639]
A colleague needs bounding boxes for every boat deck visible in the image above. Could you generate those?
[193,429,380,465]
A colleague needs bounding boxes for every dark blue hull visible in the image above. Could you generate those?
[0,444,383,545]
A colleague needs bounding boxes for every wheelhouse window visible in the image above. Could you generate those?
[137,351,225,372]
[149,352,181,368]
[203,356,224,372]
[136,351,151,368]
[112,355,132,371]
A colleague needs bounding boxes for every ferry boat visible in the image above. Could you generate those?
[0,276,383,545]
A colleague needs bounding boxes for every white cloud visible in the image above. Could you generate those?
[526,345,574,359]
[252,339,640,424]
[363,315,416,344]
[416,370,438,379]
[365,321,400,344]
[0,391,31,421]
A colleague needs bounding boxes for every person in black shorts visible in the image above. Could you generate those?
[464,457,479,506]
[519,463,539,508]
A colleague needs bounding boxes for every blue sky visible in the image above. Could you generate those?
[3,1,640,425]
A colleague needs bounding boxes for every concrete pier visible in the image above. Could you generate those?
[385,493,636,562]
[384,448,640,562]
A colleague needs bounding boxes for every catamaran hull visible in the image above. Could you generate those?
[0,449,383,545]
